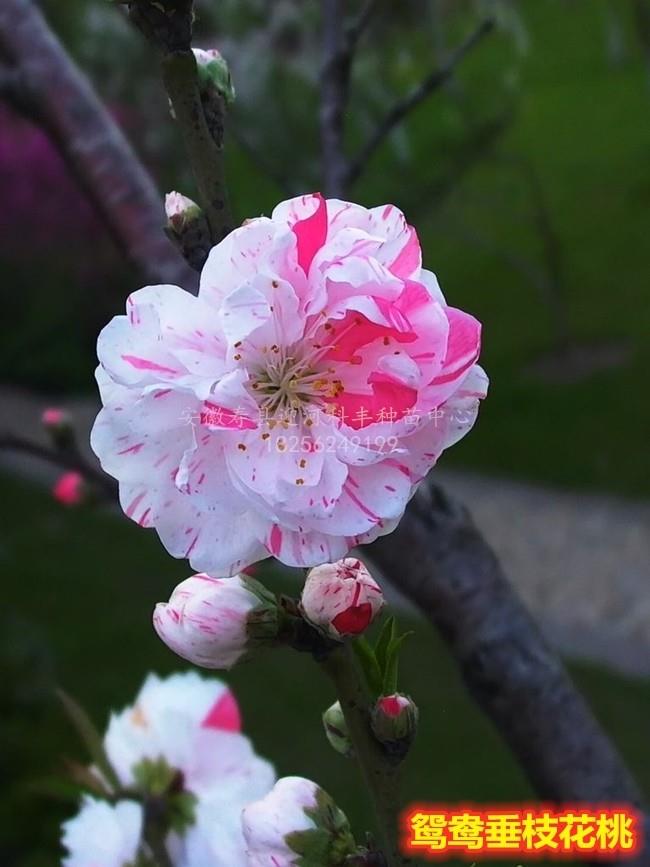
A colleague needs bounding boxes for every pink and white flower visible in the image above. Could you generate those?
[103,672,274,801]
[301,557,384,638]
[62,797,142,867]
[91,194,487,575]
[242,776,356,867]
[153,572,279,669]
[62,674,275,867]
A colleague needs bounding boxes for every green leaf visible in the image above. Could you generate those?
[374,616,396,676]
[56,688,120,791]
[382,632,414,695]
[351,636,382,695]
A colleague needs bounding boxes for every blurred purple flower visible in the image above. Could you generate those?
[0,105,101,255]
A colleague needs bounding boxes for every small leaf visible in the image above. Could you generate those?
[374,616,395,675]
[382,632,413,695]
[56,688,120,791]
[351,637,382,695]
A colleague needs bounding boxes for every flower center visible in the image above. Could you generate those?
[249,346,343,419]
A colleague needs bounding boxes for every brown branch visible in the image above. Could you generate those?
[161,49,233,244]
[0,434,117,500]
[126,0,233,247]
[368,482,648,820]
[347,0,379,54]
[0,64,31,112]
[320,0,351,198]
[345,17,496,188]
[319,0,378,197]
[0,0,196,290]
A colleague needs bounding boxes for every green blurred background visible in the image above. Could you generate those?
[2,0,650,864]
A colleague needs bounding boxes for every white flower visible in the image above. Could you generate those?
[301,557,384,638]
[153,573,279,670]
[91,194,487,576]
[62,797,142,867]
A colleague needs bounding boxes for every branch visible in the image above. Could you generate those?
[367,482,647,814]
[0,0,196,290]
[345,17,495,188]
[127,0,233,246]
[162,51,232,243]
[320,0,351,198]
[347,0,379,54]
[319,0,378,197]
[0,434,117,500]
[0,64,31,112]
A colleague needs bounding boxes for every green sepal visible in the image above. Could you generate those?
[195,52,236,105]
[285,787,356,866]
[132,756,177,796]
[132,756,197,835]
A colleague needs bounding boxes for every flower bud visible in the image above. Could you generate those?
[52,471,86,506]
[300,558,384,640]
[42,407,74,448]
[371,693,418,761]
[41,407,70,430]
[242,777,356,867]
[153,573,279,670]
[322,701,353,758]
[165,191,202,234]
[193,47,236,105]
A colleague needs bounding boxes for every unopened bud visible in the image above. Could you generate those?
[301,558,384,640]
[371,693,418,761]
[165,191,202,234]
[164,192,211,271]
[322,701,353,758]
[42,407,74,448]
[243,777,356,867]
[193,47,236,105]
[52,471,86,506]
[153,573,280,669]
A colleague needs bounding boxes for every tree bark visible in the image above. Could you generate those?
[0,0,196,290]
[368,482,646,812]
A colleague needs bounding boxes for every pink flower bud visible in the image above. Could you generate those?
[153,573,279,670]
[242,777,355,867]
[52,471,85,506]
[371,693,418,760]
[300,558,384,639]
[41,407,68,428]
[164,191,202,233]
[42,407,74,447]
